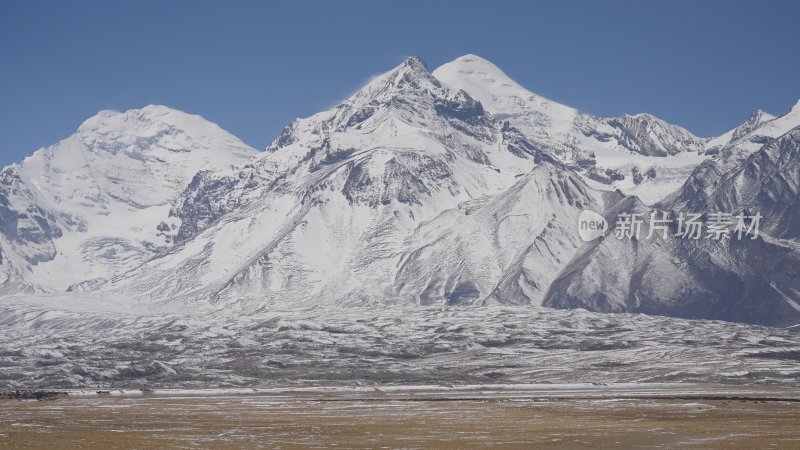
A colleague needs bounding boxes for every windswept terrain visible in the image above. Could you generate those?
[2,297,800,389]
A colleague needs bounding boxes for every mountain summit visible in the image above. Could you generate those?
[434,54,707,203]
[0,106,258,292]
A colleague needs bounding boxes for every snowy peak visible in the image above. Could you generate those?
[2,54,799,328]
[20,105,258,211]
[622,112,698,137]
[433,54,577,126]
[705,108,776,153]
[771,99,800,127]
[379,56,431,86]
[751,108,777,123]
[181,56,542,239]
[704,100,800,158]
[77,104,183,133]
[434,53,706,174]
[115,57,600,304]
[74,105,256,160]
[434,54,588,165]
[602,113,705,157]
[326,56,460,132]
[730,109,776,141]
[347,56,439,105]
[790,98,800,113]
[672,125,800,239]
[261,55,500,176]
[265,56,455,149]
[0,106,259,293]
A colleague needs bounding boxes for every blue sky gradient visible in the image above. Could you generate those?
[1,0,799,165]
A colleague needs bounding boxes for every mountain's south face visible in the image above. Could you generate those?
[0,105,258,292]
[107,57,614,306]
[148,56,798,325]
[1,55,798,328]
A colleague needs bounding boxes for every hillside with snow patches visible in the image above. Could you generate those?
[1,55,799,329]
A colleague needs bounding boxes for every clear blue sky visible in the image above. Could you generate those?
[1,0,799,166]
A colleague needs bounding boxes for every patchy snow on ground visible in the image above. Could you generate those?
[1,294,798,390]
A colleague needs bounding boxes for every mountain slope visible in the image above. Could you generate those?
[545,127,800,326]
[0,105,258,292]
[393,164,619,306]
[670,126,800,239]
[667,101,800,218]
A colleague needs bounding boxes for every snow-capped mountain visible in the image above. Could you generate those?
[104,57,608,306]
[704,109,777,155]
[0,105,258,292]
[667,100,800,214]
[547,115,800,326]
[710,127,800,239]
[433,55,706,159]
[92,55,799,329]
[1,55,798,328]
[433,54,708,204]
[671,126,800,239]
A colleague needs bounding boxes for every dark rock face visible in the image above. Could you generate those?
[434,89,495,141]
[0,167,61,267]
[581,114,705,157]
[169,166,274,243]
[500,122,555,163]
[269,123,297,150]
[632,166,644,185]
[631,167,657,185]
[607,115,703,156]
[585,167,625,184]
[340,153,457,207]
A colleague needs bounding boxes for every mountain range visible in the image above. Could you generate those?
[2,54,798,327]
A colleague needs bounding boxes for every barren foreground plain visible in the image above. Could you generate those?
[2,384,799,448]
